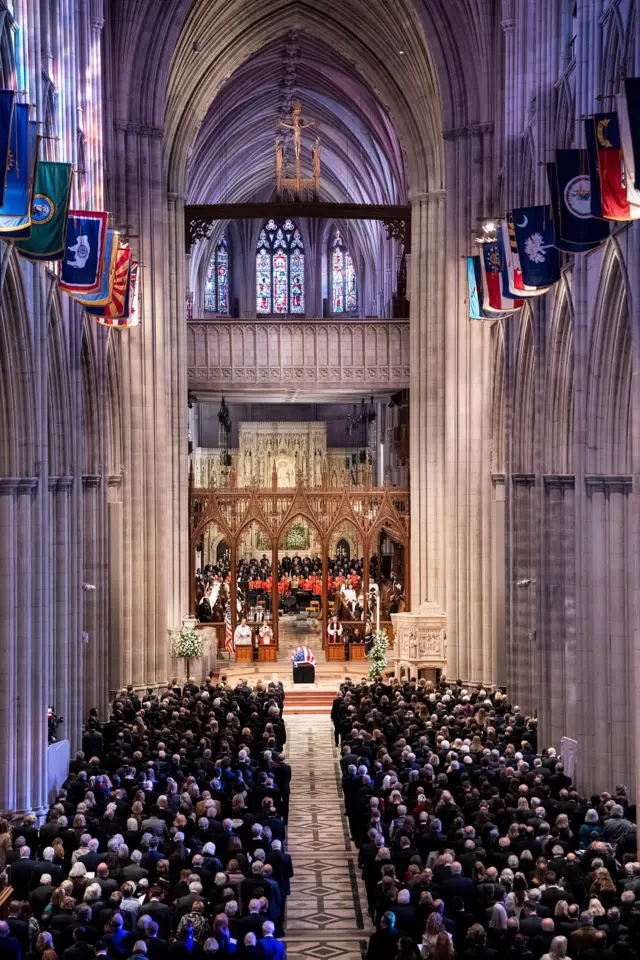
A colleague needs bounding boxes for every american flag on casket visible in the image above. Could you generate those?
[291,646,315,665]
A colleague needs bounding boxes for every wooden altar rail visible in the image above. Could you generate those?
[189,480,409,648]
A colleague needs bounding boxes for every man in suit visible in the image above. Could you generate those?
[11,847,40,900]
[0,921,21,960]
[255,922,284,960]
[139,891,172,943]
[438,861,477,913]
[120,850,149,884]
[29,874,55,917]
[240,901,267,941]
[567,912,601,958]
[77,838,103,873]
[62,927,95,960]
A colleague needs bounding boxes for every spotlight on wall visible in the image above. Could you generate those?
[82,583,96,592]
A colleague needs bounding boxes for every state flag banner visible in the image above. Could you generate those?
[467,256,507,321]
[479,240,521,314]
[616,92,640,207]
[98,261,140,328]
[548,153,609,252]
[585,113,640,221]
[0,90,15,207]
[512,205,561,288]
[75,228,119,306]
[15,162,73,260]
[0,106,39,233]
[86,245,131,318]
[59,211,109,294]
[502,217,548,298]
[624,78,640,191]
[497,228,524,308]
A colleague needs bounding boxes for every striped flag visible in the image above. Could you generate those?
[225,609,234,653]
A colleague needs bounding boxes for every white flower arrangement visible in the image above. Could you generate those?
[366,628,389,680]
[174,626,204,662]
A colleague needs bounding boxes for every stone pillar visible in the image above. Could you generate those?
[0,480,18,811]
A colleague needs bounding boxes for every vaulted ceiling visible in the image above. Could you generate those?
[186,32,407,206]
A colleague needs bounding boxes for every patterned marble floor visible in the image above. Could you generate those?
[284,715,373,960]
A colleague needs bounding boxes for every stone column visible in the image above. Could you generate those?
[404,190,448,672]
[0,480,18,810]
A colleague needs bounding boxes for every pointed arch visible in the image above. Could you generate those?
[81,320,100,476]
[586,242,631,475]
[600,3,625,99]
[47,294,73,477]
[554,70,575,149]
[107,332,123,479]
[490,320,505,475]
[0,252,36,476]
[513,308,536,474]
[329,226,358,314]
[256,217,305,315]
[545,279,574,474]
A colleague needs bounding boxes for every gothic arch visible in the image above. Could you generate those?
[554,71,575,149]
[47,293,73,477]
[512,308,536,474]
[81,320,101,476]
[586,242,631,475]
[490,321,505,475]
[544,279,574,474]
[106,333,123,479]
[600,3,625,98]
[0,254,36,477]
[165,1,446,197]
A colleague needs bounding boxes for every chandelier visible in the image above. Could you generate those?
[218,396,232,467]
[345,396,376,472]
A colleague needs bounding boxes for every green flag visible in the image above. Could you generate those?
[15,161,73,260]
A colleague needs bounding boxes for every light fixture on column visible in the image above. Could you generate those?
[218,396,232,468]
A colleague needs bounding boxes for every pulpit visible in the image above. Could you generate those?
[326,643,345,662]
[258,646,277,662]
[235,646,253,663]
[349,643,366,661]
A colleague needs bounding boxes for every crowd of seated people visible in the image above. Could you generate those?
[332,677,638,960]
[0,679,292,960]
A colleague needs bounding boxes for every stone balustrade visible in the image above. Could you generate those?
[187,319,410,392]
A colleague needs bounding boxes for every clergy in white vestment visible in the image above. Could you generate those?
[327,616,343,644]
[234,617,253,646]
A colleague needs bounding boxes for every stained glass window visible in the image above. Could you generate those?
[204,234,230,314]
[331,228,358,314]
[256,218,305,314]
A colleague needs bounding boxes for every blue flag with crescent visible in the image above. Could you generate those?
[512,206,560,288]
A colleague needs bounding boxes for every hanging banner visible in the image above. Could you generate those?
[624,78,640,191]
[59,211,109,295]
[479,240,521,314]
[467,255,507,321]
[86,245,131,318]
[75,228,119,305]
[0,90,15,207]
[15,162,73,260]
[98,261,140,328]
[512,205,561,288]
[616,91,640,207]
[496,229,524,309]
[0,107,39,234]
[547,153,609,252]
[501,217,548,298]
[585,113,640,221]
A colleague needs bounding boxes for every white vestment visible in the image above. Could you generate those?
[234,624,253,646]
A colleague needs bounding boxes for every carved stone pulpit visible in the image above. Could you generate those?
[391,602,447,681]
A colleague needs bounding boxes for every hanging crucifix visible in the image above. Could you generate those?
[275,101,321,200]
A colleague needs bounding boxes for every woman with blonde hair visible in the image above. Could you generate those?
[422,912,451,958]
[431,932,454,960]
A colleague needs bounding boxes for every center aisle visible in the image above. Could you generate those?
[283,715,374,960]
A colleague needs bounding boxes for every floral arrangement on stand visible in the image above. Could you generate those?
[173,626,204,679]
[366,628,389,680]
